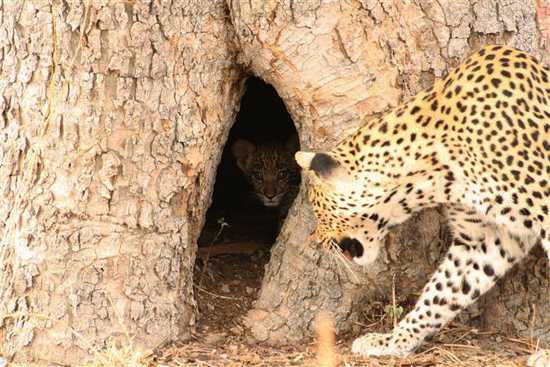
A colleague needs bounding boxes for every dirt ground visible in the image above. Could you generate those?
[148,240,543,367]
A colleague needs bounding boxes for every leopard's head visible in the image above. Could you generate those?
[295,150,386,266]
[232,135,299,208]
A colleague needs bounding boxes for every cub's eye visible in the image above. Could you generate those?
[277,171,288,179]
[252,172,263,181]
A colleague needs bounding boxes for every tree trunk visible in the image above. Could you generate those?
[1,0,549,364]
[229,0,550,344]
[0,1,242,364]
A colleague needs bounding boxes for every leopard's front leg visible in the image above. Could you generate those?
[352,206,528,357]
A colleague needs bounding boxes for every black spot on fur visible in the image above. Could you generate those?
[491,78,502,88]
[410,106,421,114]
[461,279,471,294]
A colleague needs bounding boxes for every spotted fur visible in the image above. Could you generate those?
[295,45,550,357]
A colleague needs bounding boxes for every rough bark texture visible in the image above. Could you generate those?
[229,0,550,345]
[0,1,242,364]
[1,0,549,364]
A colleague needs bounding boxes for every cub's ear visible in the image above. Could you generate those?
[232,139,256,170]
[295,151,349,182]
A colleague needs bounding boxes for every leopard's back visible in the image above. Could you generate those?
[325,44,550,251]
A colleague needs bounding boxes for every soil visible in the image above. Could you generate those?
[153,243,541,366]
[194,250,269,337]
[194,194,277,336]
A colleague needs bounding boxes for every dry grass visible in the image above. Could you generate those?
[81,250,545,367]
[80,338,151,367]
[4,245,544,366]
[6,307,536,366]
[144,319,542,367]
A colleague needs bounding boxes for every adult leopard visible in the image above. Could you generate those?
[295,45,550,358]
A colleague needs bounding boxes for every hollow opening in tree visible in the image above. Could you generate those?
[195,77,300,333]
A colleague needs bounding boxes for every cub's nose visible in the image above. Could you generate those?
[264,185,278,199]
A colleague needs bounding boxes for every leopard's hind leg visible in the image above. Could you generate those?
[352,204,532,357]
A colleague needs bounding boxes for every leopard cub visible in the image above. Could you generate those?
[231,134,300,216]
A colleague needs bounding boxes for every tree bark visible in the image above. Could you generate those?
[229,0,550,344]
[1,0,549,364]
[0,1,242,364]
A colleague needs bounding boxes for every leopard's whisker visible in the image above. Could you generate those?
[329,246,347,280]
[328,240,359,282]
[323,242,343,276]
[323,244,339,271]
[337,250,360,283]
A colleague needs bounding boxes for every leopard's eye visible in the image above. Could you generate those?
[278,171,288,179]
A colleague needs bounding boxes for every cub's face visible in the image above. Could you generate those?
[232,136,299,208]
[295,151,384,266]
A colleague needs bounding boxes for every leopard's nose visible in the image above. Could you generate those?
[265,188,277,199]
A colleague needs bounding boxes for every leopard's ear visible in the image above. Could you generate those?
[295,151,349,182]
[294,151,315,170]
[232,139,256,170]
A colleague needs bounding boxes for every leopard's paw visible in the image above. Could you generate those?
[351,333,414,357]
